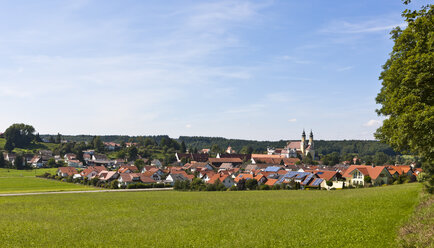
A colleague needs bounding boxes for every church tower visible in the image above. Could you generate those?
[301,129,306,155]
[308,130,314,149]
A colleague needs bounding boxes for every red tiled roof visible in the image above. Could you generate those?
[208,158,243,163]
[58,167,78,176]
[342,165,390,180]
[265,179,278,186]
[286,141,301,149]
[118,165,139,173]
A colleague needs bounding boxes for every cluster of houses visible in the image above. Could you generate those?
[54,149,423,190]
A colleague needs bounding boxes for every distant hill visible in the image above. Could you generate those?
[38,134,397,157]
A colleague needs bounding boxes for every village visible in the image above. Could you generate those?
[4,130,423,191]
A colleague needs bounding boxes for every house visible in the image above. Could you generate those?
[67,159,84,168]
[309,170,344,189]
[244,164,260,172]
[199,148,210,154]
[200,171,216,183]
[142,170,162,181]
[218,163,234,171]
[225,146,236,154]
[98,171,119,182]
[307,178,324,189]
[207,173,235,188]
[264,166,283,172]
[165,173,189,185]
[118,165,139,173]
[217,153,252,161]
[3,153,16,163]
[342,165,392,186]
[80,166,107,180]
[208,158,243,167]
[64,153,77,161]
[151,159,163,168]
[57,167,78,177]
[276,171,313,185]
[104,142,120,151]
[183,162,214,172]
[251,154,285,164]
[92,154,108,162]
[30,156,44,168]
[175,153,210,163]
[234,173,267,185]
[386,165,414,177]
[118,173,154,187]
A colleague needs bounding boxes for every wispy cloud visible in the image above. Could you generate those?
[288,118,297,123]
[337,66,354,72]
[364,119,381,127]
[321,19,405,34]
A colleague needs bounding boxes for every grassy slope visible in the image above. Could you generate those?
[0,184,421,248]
[0,137,59,153]
[0,168,57,177]
[0,177,97,193]
[0,169,96,193]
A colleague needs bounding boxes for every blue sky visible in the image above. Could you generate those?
[0,0,428,140]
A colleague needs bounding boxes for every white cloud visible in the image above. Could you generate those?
[364,119,381,127]
[288,118,297,123]
[321,18,406,34]
[337,66,354,72]
[186,124,192,128]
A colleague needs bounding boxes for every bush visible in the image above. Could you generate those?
[110,180,119,189]
[206,183,217,191]
[229,185,237,191]
[245,179,258,190]
[153,183,165,188]
[272,184,281,190]
[259,184,270,190]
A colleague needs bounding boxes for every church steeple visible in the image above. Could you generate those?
[301,129,306,155]
[309,130,314,148]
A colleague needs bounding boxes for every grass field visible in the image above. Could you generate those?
[0,183,422,247]
[0,177,97,194]
[0,169,95,194]
[0,168,57,178]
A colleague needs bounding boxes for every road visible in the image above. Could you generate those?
[0,187,173,197]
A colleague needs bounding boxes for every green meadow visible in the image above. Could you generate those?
[0,177,97,194]
[0,168,57,178]
[0,183,422,247]
[0,169,95,194]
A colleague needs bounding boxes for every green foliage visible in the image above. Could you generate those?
[134,159,145,172]
[326,180,333,187]
[364,176,372,184]
[4,123,35,150]
[245,179,258,190]
[259,184,270,190]
[91,136,104,153]
[0,155,5,168]
[375,4,434,192]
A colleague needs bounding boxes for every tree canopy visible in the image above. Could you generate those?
[375,3,433,191]
[4,123,36,150]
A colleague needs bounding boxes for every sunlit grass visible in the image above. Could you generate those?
[0,183,421,247]
[0,168,57,178]
[0,177,97,194]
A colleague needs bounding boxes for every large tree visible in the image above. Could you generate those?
[4,123,36,149]
[375,2,433,191]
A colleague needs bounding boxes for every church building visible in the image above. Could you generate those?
[267,130,315,158]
